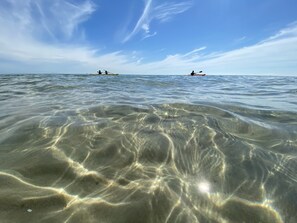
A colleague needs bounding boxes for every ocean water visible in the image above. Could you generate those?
[0,74,297,223]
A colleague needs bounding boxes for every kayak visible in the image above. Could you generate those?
[92,73,119,76]
[98,73,119,76]
[188,73,206,76]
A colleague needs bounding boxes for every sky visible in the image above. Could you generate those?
[0,0,297,75]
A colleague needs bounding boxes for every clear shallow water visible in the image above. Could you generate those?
[0,74,297,223]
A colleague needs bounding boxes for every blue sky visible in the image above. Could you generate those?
[0,0,297,75]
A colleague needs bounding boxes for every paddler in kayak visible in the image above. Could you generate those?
[190,70,205,76]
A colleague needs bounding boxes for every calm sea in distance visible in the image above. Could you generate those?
[0,73,297,223]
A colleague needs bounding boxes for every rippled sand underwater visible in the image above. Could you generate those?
[1,103,297,223]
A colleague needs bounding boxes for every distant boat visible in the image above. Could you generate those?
[94,70,119,76]
[188,70,206,76]
[189,73,206,76]
[95,73,119,76]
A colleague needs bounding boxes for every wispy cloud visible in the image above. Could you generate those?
[198,23,297,75]
[118,23,297,75]
[0,0,95,41]
[154,2,193,22]
[262,21,297,43]
[234,36,246,44]
[122,0,192,43]
[0,0,100,73]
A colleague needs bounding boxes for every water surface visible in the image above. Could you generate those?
[0,74,297,222]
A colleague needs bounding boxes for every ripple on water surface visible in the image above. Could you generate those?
[1,102,297,223]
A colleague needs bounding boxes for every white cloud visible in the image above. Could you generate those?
[0,0,95,41]
[122,0,192,43]
[47,0,96,39]
[154,2,193,23]
[130,23,297,75]
[118,23,297,75]
[0,0,102,73]
[264,21,297,42]
[199,32,297,75]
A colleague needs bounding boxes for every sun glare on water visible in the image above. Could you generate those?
[197,181,211,194]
